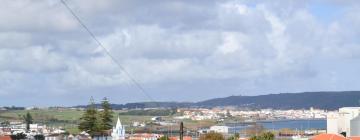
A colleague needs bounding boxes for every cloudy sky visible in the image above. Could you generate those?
[1,0,360,106]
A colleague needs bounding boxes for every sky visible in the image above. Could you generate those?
[1,0,360,106]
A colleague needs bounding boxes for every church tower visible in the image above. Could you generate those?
[111,117,125,140]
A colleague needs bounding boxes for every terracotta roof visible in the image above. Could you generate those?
[0,136,11,140]
[311,134,347,140]
[349,137,360,140]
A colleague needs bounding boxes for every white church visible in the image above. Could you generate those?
[111,117,126,140]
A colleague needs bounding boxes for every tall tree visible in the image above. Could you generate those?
[99,97,114,131]
[78,97,99,135]
[23,112,33,132]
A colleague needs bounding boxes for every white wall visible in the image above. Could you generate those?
[350,116,360,136]
[210,126,229,134]
[327,115,338,134]
[327,107,360,136]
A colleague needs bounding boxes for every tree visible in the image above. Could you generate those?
[226,110,232,118]
[34,134,45,140]
[0,120,10,127]
[227,133,240,140]
[10,133,27,140]
[158,136,170,140]
[78,97,99,136]
[249,132,275,140]
[99,97,114,131]
[23,112,33,132]
[199,132,225,140]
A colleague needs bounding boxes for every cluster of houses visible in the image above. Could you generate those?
[3,107,360,140]
[175,107,329,121]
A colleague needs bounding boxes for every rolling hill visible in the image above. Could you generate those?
[196,91,360,110]
[74,91,360,110]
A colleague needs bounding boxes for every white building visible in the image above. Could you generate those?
[111,117,125,140]
[327,113,339,134]
[210,126,229,134]
[327,107,360,136]
[350,115,360,136]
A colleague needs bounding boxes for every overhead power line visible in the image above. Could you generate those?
[60,0,157,104]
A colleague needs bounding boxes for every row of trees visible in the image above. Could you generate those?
[78,97,114,136]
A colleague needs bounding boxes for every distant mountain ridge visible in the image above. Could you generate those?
[74,91,360,110]
[196,91,360,110]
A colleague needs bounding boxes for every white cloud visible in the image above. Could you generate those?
[0,0,360,106]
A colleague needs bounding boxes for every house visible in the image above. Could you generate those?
[327,107,360,137]
[75,133,92,140]
[151,117,162,121]
[128,133,162,140]
[45,134,65,140]
[210,126,229,134]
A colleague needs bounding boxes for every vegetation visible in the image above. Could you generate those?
[10,133,27,140]
[158,136,170,140]
[34,134,45,140]
[119,109,176,116]
[249,132,275,140]
[78,97,100,135]
[0,120,9,127]
[197,91,360,109]
[199,132,225,140]
[23,112,33,132]
[3,106,25,110]
[0,105,217,135]
[227,133,240,140]
[78,97,115,136]
[99,97,114,130]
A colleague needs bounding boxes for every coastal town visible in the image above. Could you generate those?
[1,0,360,140]
[1,105,359,140]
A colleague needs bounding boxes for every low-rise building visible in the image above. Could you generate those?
[327,107,360,137]
[128,133,163,140]
[210,126,229,134]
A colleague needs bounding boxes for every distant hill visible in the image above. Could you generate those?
[73,102,192,110]
[74,91,360,110]
[196,91,360,110]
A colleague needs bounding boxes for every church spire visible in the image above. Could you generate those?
[116,116,122,128]
[112,116,125,140]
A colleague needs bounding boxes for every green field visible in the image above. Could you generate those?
[0,109,217,134]
[0,109,168,134]
[0,109,83,121]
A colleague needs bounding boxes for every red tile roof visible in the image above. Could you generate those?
[349,137,360,140]
[311,134,347,140]
[0,136,11,140]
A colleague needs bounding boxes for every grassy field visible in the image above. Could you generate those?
[0,109,154,123]
[0,109,83,121]
[0,109,217,134]
[0,109,164,134]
